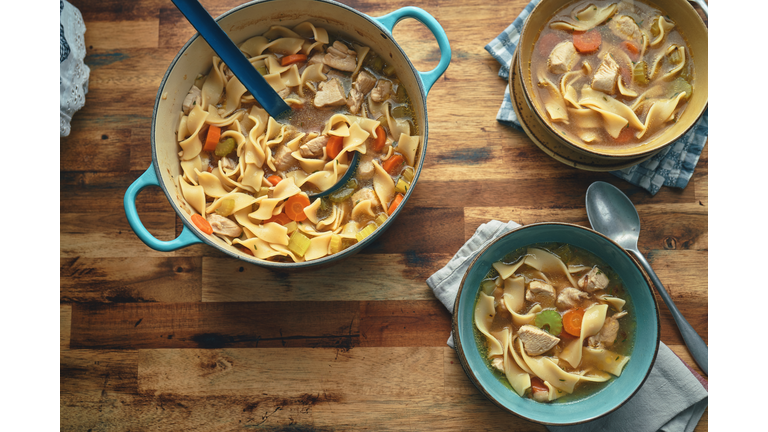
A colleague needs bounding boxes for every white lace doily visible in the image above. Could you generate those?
[60,0,90,137]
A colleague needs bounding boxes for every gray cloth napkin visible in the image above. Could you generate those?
[483,0,708,196]
[426,220,708,432]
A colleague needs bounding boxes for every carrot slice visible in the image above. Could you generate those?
[387,193,404,216]
[285,194,311,222]
[573,30,601,53]
[239,246,254,256]
[372,125,387,152]
[563,308,585,336]
[203,125,221,152]
[382,154,404,175]
[265,213,292,225]
[191,214,212,235]
[326,135,344,160]
[281,54,307,66]
[267,175,283,186]
[621,40,640,61]
[530,377,548,394]
[613,127,634,144]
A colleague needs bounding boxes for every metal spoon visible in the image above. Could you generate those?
[585,181,707,375]
[171,0,359,199]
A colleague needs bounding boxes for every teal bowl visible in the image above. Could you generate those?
[452,222,659,425]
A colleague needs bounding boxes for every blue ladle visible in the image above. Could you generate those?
[172,0,358,199]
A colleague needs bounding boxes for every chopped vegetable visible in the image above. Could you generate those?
[267,175,282,186]
[239,246,253,256]
[375,213,388,226]
[366,55,384,73]
[215,199,235,216]
[284,221,298,234]
[650,18,660,37]
[534,310,563,336]
[481,280,496,295]
[214,137,236,157]
[326,135,344,159]
[257,186,270,197]
[382,154,404,175]
[387,193,404,215]
[191,214,212,235]
[329,234,343,254]
[573,30,601,53]
[668,77,692,100]
[280,54,307,66]
[395,84,408,102]
[285,194,311,221]
[621,40,640,61]
[383,63,396,76]
[256,66,268,76]
[530,377,548,395]
[563,308,585,336]
[394,178,409,194]
[391,105,409,118]
[288,230,311,257]
[613,126,634,143]
[669,47,683,64]
[632,61,649,85]
[329,180,358,203]
[355,223,377,242]
[265,213,292,225]
[372,125,387,152]
[401,166,414,182]
[203,125,221,152]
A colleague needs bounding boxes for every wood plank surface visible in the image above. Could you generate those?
[61,0,709,430]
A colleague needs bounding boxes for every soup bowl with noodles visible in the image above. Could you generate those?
[517,0,707,160]
[452,223,659,425]
[123,0,450,268]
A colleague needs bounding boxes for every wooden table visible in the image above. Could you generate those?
[60,0,708,430]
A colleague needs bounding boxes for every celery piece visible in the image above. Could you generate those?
[256,66,268,76]
[329,188,355,203]
[534,310,563,336]
[329,234,343,254]
[481,280,496,295]
[391,105,408,118]
[395,84,408,103]
[215,137,236,157]
[355,224,377,242]
[394,178,409,195]
[375,213,388,227]
[215,199,235,216]
[669,48,683,65]
[401,166,414,183]
[383,63,396,76]
[668,77,692,100]
[632,61,649,85]
[288,230,311,257]
[257,187,270,198]
[284,221,298,235]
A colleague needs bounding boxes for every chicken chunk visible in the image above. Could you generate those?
[273,145,296,171]
[356,158,375,181]
[609,15,643,46]
[532,387,549,402]
[351,187,380,208]
[548,41,579,74]
[591,54,620,94]
[526,281,556,303]
[308,52,330,73]
[277,88,291,99]
[182,85,202,115]
[313,78,347,108]
[578,266,610,293]
[518,325,560,356]
[588,311,628,348]
[347,88,364,114]
[556,287,589,310]
[353,70,377,95]
[207,214,242,238]
[220,157,236,170]
[323,41,357,72]
[491,356,504,372]
[299,135,328,158]
[370,80,392,102]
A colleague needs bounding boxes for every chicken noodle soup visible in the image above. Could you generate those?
[176,22,420,262]
[474,244,634,402]
[531,0,694,148]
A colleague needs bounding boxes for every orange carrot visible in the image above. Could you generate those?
[267,175,283,186]
[203,125,221,152]
[239,246,254,256]
[265,213,292,225]
[382,154,404,175]
[285,194,311,221]
[530,377,548,394]
[621,40,640,61]
[573,30,601,53]
[387,193,404,216]
[372,125,387,152]
[563,308,585,336]
[326,135,344,159]
[191,214,212,235]
[613,127,634,144]
[280,54,307,66]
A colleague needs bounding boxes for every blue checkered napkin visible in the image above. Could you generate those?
[483,0,708,195]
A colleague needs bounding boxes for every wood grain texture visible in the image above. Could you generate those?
[61,0,708,429]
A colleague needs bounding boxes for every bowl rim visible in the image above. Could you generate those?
[149,0,432,269]
[451,222,661,425]
[516,0,708,159]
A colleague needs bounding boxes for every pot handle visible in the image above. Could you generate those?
[374,7,451,94]
[123,163,203,251]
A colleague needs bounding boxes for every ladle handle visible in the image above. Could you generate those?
[630,249,708,376]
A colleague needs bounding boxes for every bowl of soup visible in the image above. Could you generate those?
[123,0,450,268]
[516,0,707,160]
[452,222,659,425]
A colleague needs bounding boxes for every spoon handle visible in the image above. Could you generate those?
[171,0,291,119]
[630,249,708,376]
